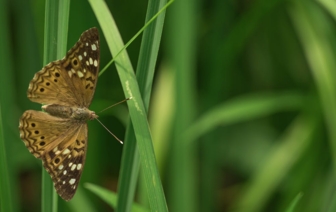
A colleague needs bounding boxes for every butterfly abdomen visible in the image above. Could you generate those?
[42,104,97,121]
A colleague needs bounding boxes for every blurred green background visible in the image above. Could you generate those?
[2,0,336,211]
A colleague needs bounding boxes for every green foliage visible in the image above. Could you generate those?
[85,183,149,212]
[2,0,336,211]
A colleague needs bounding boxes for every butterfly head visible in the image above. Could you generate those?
[72,107,98,121]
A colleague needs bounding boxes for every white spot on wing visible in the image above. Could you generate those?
[62,149,70,155]
[94,59,98,67]
[77,164,82,170]
[71,164,77,171]
[89,57,93,65]
[69,178,76,185]
[63,170,67,175]
[68,71,72,78]
[58,165,64,170]
[86,61,89,66]
[69,162,73,167]
[77,71,84,78]
[91,44,97,51]
[63,181,65,184]
[53,147,58,152]
[78,55,83,60]
[84,51,87,56]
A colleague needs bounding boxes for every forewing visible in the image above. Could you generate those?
[27,28,100,107]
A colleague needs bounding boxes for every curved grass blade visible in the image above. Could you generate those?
[89,0,168,211]
[285,193,303,212]
[116,0,171,211]
[85,183,149,212]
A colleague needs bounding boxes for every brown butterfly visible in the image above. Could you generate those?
[19,28,99,201]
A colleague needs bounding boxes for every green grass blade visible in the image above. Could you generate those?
[99,0,173,77]
[166,0,198,210]
[183,92,307,142]
[117,0,170,211]
[0,1,19,211]
[289,1,336,170]
[285,193,303,212]
[235,110,320,212]
[0,104,13,212]
[317,0,336,19]
[42,0,70,211]
[67,187,95,212]
[85,183,149,212]
[135,0,170,106]
[89,1,168,211]
[117,130,140,211]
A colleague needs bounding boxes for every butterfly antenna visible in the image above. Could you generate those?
[99,97,132,114]
[95,97,132,144]
[95,117,123,144]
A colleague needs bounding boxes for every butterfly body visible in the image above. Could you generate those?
[42,104,98,121]
[19,28,100,201]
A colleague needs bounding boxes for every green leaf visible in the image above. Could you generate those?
[285,193,304,212]
[183,92,307,142]
[89,0,168,211]
[85,183,149,212]
[116,0,172,211]
[42,1,70,211]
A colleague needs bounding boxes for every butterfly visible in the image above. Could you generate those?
[19,28,99,201]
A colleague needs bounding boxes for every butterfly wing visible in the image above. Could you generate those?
[27,28,100,107]
[19,110,88,201]
[43,124,88,201]
[19,110,74,158]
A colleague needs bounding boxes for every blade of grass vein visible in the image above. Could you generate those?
[89,0,168,211]
[43,0,70,211]
[99,0,173,77]
[117,0,170,211]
